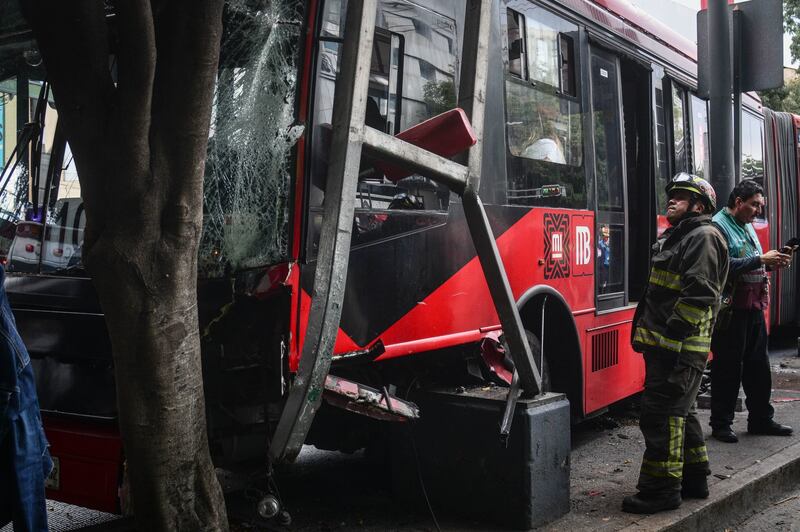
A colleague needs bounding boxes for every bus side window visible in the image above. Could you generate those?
[503,4,586,208]
[742,111,766,220]
[653,71,670,219]
[671,83,689,175]
[507,9,527,79]
[689,94,709,180]
[741,111,764,180]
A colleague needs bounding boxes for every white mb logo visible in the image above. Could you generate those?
[552,232,563,259]
[575,226,591,265]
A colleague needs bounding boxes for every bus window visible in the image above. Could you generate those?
[308,1,463,255]
[690,94,710,179]
[524,6,572,93]
[506,9,527,79]
[653,71,670,217]
[503,4,585,208]
[591,48,625,299]
[200,5,303,277]
[671,84,688,174]
[741,111,764,181]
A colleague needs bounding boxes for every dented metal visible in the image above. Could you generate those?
[323,374,420,421]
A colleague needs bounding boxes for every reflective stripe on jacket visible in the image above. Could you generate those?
[631,214,729,369]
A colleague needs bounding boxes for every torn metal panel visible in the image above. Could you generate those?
[479,330,513,386]
[323,374,419,422]
[200,0,305,278]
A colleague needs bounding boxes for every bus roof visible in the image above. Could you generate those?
[594,0,697,61]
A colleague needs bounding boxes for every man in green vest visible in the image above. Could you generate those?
[710,179,793,443]
[623,173,728,514]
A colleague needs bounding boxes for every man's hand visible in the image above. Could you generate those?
[761,249,792,268]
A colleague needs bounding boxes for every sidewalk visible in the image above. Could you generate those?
[542,348,800,532]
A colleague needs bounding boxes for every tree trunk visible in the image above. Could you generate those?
[22,1,228,530]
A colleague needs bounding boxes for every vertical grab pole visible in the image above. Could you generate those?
[458,0,542,396]
[269,0,378,463]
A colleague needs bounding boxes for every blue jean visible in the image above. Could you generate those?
[0,403,52,532]
[0,262,51,532]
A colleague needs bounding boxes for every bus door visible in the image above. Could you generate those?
[589,46,628,310]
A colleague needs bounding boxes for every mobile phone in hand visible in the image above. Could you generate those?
[781,237,800,254]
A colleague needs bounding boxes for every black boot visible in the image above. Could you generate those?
[711,427,738,443]
[622,492,682,514]
[747,420,793,436]
[681,478,709,499]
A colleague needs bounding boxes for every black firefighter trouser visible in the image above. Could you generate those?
[637,352,710,496]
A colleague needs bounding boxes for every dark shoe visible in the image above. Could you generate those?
[681,481,709,499]
[622,492,682,514]
[711,427,739,443]
[748,420,793,436]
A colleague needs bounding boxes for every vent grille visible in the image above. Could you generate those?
[591,330,619,372]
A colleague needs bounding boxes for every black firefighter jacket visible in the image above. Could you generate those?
[631,213,729,370]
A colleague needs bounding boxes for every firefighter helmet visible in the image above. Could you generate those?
[665,172,717,214]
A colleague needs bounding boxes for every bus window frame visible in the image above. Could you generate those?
[688,93,710,180]
[588,43,629,311]
[667,79,690,177]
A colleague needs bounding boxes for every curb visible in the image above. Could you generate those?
[620,438,800,531]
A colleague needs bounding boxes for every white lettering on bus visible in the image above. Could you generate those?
[552,232,563,259]
[576,226,591,266]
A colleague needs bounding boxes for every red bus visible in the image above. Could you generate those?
[0,0,796,515]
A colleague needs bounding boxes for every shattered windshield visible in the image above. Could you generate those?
[199,0,304,278]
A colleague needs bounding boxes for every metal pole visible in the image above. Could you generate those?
[269,0,377,463]
[708,0,734,207]
[16,72,29,178]
[462,189,542,396]
[733,9,742,182]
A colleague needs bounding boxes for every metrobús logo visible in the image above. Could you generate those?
[543,213,570,279]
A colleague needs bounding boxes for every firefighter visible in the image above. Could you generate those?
[623,173,729,514]
[0,264,52,532]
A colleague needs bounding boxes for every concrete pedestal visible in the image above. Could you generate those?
[391,389,570,529]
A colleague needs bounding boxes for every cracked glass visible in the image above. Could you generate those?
[199,0,304,278]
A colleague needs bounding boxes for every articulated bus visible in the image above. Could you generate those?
[0,0,797,513]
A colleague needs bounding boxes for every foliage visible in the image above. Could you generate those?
[766,1,800,113]
[786,0,800,64]
[422,79,456,116]
[760,75,800,114]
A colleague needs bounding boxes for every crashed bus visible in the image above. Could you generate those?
[0,0,798,518]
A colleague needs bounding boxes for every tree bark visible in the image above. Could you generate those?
[22,1,228,530]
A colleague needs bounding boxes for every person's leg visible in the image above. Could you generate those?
[624,353,686,514]
[710,310,748,434]
[10,408,50,532]
[682,402,710,498]
[742,311,774,425]
[635,354,682,496]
